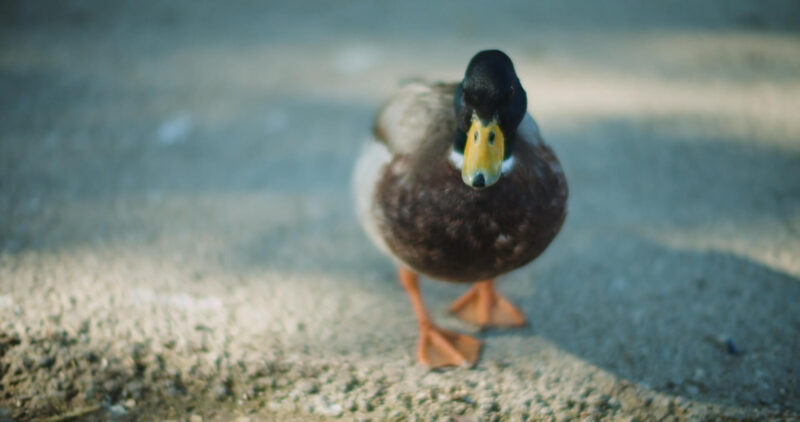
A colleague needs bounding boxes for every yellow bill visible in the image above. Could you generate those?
[462,116,505,188]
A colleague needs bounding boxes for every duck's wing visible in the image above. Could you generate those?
[516,113,569,204]
[354,82,456,260]
[372,82,458,155]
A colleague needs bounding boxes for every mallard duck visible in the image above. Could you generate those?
[353,50,568,368]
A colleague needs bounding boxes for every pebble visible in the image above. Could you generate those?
[725,338,740,355]
[589,394,609,407]
[479,400,500,415]
[108,404,127,418]
[38,356,56,369]
[338,375,358,393]
[315,399,343,417]
[157,113,192,145]
[366,387,383,400]
[325,406,345,418]
[457,394,474,405]
[213,383,232,401]
[356,397,374,412]
[295,379,319,395]
[126,381,143,398]
[84,383,98,401]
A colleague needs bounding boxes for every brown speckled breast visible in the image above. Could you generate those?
[375,138,568,283]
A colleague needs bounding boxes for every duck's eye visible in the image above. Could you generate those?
[488,131,496,145]
[473,131,478,143]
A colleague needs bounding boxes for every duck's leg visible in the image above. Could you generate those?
[449,280,526,329]
[399,268,481,368]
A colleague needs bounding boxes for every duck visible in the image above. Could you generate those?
[353,50,568,369]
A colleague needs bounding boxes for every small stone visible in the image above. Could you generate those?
[589,394,609,407]
[656,395,672,409]
[338,375,358,393]
[214,383,232,401]
[22,357,34,370]
[108,404,127,418]
[693,368,706,380]
[157,112,193,145]
[583,405,603,419]
[725,338,740,355]
[84,351,99,363]
[189,415,203,422]
[478,399,500,415]
[38,356,56,369]
[674,396,692,410]
[167,379,187,397]
[126,381,143,398]
[319,403,343,417]
[456,394,474,405]
[84,383,98,401]
[395,393,412,409]
[356,397,373,412]
[296,379,319,395]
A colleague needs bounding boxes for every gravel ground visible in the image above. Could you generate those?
[1,1,800,420]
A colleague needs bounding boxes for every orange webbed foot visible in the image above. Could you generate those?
[398,267,483,369]
[449,280,526,329]
[417,323,482,369]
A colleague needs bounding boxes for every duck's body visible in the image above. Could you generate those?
[353,51,568,368]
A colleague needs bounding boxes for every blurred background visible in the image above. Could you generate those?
[1,1,799,420]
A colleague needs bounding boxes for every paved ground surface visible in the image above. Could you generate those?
[1,1,800,421]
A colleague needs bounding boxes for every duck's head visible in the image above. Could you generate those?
[453,50,527,189]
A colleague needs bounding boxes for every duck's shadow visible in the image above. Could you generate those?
[431,233,800,409]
